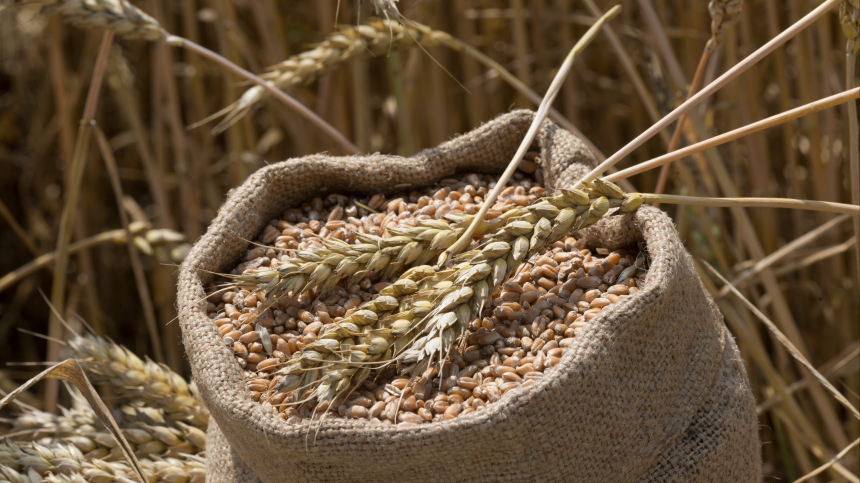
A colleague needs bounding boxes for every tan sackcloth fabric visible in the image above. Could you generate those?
[178,110,761,482]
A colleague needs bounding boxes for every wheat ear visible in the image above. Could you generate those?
[67,335,209,427]
[271,179,638,405]
[0,439,205,483]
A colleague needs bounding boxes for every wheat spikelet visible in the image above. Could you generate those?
[3,0,164,40]
[0,439,205,483]
[270,180,642,407]
[67,335,209,427]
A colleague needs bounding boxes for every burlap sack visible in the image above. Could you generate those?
[178,110,762,482]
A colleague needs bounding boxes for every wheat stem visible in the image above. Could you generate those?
[605,87,860,182]
[720,215,850,296]
[640,193,859,215]
[164,35,360,155]
[652,49,712,200]
[654,0,743,196]
[843,2,860,281]
[47,30,115,414]
[703,261,860,420]
[93,127,164,364]
[794,437,860,483]
[578,0,843,185]
[442,5,622,264]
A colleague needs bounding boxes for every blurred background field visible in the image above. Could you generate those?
[0,0,857,480]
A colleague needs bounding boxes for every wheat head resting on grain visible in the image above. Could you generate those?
[0,439,205,483]
[221,212,505,325]
[67,335,209,427]
[255,179,642,408]
[2,0,165,40]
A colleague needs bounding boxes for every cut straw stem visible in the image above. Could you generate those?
[445,33,606,160]
[441,5,622,262]
[164,35,361,155]
[606,87,860,182]
[794,437,860,483]
[640,193,859,215]
[652,48,712,198]
[578,0,843,185]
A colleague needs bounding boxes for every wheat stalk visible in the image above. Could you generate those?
[0,439,205,483]
[216,16,612,163]
[67,335,209,428]
[579,0,843,185]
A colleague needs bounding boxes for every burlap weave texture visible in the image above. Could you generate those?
[177,110,762,482]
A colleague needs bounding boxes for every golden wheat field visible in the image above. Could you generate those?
[0,0,858,481]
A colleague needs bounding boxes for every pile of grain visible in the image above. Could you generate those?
[205,166,645,425]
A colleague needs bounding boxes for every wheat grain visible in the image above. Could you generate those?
[3,0,164,40]
[67,335,209,427]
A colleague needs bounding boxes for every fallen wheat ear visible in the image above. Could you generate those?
[214,176,640,414]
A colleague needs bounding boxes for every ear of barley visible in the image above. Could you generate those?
[270,180,641,407]
[4,0,164,40]
[67,335,209,427]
